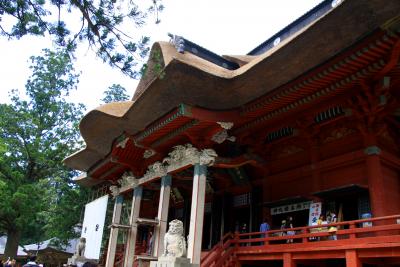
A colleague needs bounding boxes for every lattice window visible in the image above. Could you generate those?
[233,193,251,207]
[204,202,212,213]
[314,106,345,123]
[358,195,371,219]
[266,127,294,143]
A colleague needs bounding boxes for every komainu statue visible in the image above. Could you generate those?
[75,237,86,257]
[163,219,187,258]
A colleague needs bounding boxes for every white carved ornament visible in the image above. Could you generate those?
[211,130,236,144]
[143,149,156,159]
[217,122,234,129]
[111,144,218,192]
[109,171,138,197]
[140,144,217,183]
[116,138,129,148]
[109,185,120,197]
[118,171,138,187]
[144,161,168,179]
[212,122,235,144]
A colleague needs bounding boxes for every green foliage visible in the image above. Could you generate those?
[0,180,44,236]
[0,0,164,78]
[140,47,165,79]
[101,84,130,104]
[40,177,89,247]
[0,48,87,256]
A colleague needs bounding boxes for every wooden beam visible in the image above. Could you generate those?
[136,217,159,226]
[109,223,131,229]
[96,164,122,180]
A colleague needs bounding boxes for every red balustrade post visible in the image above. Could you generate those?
[349,222,356,239]
[265,232,270,246]
[302,228,309,243]
[234,231,240,250]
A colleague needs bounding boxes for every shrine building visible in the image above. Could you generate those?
[65,0,400,266]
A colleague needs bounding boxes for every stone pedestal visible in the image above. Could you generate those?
[67,255,97,267]
[150,257,198,267]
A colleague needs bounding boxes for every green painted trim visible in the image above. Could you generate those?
[115,133,127,144]
[179,103,192,117]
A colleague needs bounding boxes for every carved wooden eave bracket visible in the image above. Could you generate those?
[109,144,217,196]
[211,122,236,144]
[140,144,217,184]
[109,171,139,197]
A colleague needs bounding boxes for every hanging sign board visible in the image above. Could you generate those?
[308,202,322,226]
[81,195,109,259]
[270,201,311,215]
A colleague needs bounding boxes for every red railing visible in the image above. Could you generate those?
[201,232,236,267]
[111,242,147,267]
[234,214,400,247]
[202,214,400,265]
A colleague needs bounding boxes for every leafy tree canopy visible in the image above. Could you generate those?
[101,83,130,103]
[0,48,87,257]
[0,0,163,78]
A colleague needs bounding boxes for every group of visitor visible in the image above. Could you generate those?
[0,258,16,267]
[280,216,295,243]
[257,210,339,243]
[258,216,296,244]
[315,211,338,240]
[0,255,44,267]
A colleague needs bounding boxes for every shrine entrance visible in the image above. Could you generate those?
[314,185,370,222]
[233,206,251,233]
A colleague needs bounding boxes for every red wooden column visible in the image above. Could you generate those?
[345,250,361,267]
[364,146,386,218]
[310,142,321,193]
[283,252,296,267]
[262,169,272,224]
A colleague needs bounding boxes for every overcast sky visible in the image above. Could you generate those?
[0,0,322,111]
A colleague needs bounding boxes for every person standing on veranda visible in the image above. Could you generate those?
[259,218,270,245]
[285,216,295,243]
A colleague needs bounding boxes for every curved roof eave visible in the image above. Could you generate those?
[64,0,400,172]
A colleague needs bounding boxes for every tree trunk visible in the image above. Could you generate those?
[4,229,21,259]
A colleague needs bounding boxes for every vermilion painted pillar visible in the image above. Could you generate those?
[188,164,207,264]
[283,252,296,267]
[345,250,361,267]
[124,186,143,267]
[262,171,272,224]
[153,175,171,257]
[364,146,386,218]
[105,195,123,267]
[310,144,321,193]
